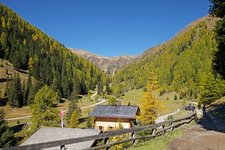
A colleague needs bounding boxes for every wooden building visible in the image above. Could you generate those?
[89,105,140,132]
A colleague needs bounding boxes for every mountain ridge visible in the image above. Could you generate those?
[71,49,136,75]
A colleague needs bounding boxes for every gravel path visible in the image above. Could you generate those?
[5,98,106,121]
[167,110,225,150]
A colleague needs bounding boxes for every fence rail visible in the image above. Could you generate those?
[4,112,196,150]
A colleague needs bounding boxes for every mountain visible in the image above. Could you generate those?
[71,49,135,75]
[112,16,218,98]
[0,3,109,100]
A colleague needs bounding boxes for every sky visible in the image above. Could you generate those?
[0,0,211,57]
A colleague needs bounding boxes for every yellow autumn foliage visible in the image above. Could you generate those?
[138,72,162,125]
[69,111,79,128]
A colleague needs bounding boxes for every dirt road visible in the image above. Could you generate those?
[168,111,225,150]
[5,99,106,121]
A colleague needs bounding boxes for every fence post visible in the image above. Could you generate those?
[162,125,166,134]
[104,137,110,150]
[152,128,157,136]
[131,132,135,145]
[169,120,174,131]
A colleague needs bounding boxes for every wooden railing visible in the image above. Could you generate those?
[4,112,196,150]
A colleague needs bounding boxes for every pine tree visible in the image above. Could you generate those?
[26,73,32,105]
[0,110,15,148]
[7,74,23,108]
[66,99,81,123]
[22,81,27,106]
[51,74,60,91]
[138,72,162,125]
[174,94,178,100]
[210,0,225,79]
[27,80,43,105]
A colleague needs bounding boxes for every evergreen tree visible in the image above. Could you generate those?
[22,81,27,106]
[174,94,178,100]
[7,74,23,108]
[97,82,103,96]
[26,73,32,105]
[108,96,117,105]
[66,99,81,123]
[4,77,10,97]
[27,80,43,105]
[13,52,21,71]
[210,0,225,79]
[0,110,15,148]
[85,116,94,128]
[69,88,79,102]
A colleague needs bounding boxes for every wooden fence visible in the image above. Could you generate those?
[3,112,196,150]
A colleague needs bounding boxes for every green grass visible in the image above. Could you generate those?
[157,91,179,101]
[7,118,31,127]
[77,96,97,107]
[0,105,32,119]
[129,121,196,150]
[130,129,183,150]
[121,89,183,115]
[160,99,183,115]
[121,89,144,106]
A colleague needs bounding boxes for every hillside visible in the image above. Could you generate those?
[113,16,218,98]
[0,3,109,100]
[0,59,30,98]
[71,49,135,75]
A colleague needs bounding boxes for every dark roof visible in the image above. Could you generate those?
[89,105,139,119]
[21,127,100,150]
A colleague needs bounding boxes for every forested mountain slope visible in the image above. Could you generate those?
[113,16,218,98]
[0,4,109,99]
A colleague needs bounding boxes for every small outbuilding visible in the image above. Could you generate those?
[21,127,100,150]
[89,105,140,132]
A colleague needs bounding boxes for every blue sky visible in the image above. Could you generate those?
[1,0,210,57]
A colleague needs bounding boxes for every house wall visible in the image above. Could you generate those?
[94,117,133,132]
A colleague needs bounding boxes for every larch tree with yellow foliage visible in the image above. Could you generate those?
[139,72,162,125]
[69,111,79,128]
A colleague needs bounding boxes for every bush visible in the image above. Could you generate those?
[179,91,186,99]
[167,115,173,120]
[108,96,117,105]
[174,94,178,100]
